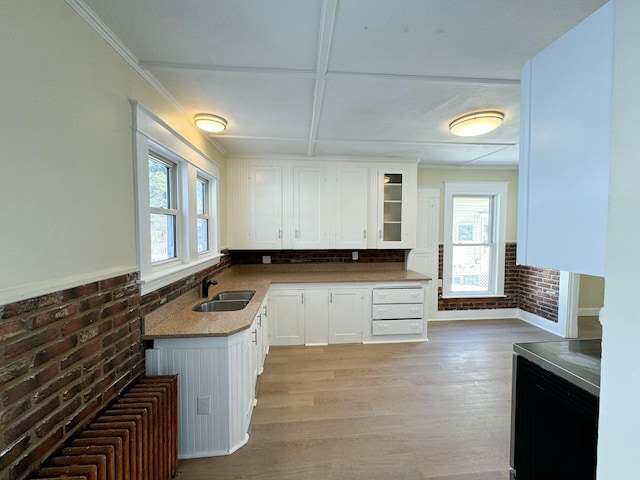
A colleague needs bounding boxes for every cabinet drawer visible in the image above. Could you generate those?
[372,288,424,304]
[372,319,424,336]
[372,303,423,319]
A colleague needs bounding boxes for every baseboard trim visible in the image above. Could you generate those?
[429,308,519,321]
[578,307,601,317]
[429,308,564,337]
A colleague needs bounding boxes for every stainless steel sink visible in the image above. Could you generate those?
[192,299,250,312]
[211,290,255,301]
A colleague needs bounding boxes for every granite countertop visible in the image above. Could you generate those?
[514,338,602,396]
[143,263,431,339]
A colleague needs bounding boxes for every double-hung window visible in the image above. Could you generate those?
[149,155,179,263]
[196,176,210,254]
[443,182,508,298]
[133,102,221,295]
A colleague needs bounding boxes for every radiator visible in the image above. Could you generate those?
[33,375,178,480]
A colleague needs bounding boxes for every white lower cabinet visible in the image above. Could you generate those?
[269,285,368,346]
[367,285,428,343]
[145,302,270,459]
[269,289,306,345]
[328,288,366,344]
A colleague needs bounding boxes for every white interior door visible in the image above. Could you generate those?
[409,187,440,318]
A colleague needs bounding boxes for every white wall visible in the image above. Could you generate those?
[597,0,640,477]
[418,167,519,242]
[0,1,226,304]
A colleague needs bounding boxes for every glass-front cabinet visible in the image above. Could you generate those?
[374,168,416,249]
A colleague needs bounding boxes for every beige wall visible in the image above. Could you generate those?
[0,0,226,304]
[418,167,519,242]
[578,275,605,310]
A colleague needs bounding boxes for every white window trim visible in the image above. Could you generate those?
[133,101,221,295]
[443,181,508,299]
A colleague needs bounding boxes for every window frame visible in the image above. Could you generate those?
[196,175,211,254]
[133,102,221,295]
[443,182,508,299]
[148,153,180,266]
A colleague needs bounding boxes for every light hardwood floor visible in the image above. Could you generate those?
[176,318,599,480]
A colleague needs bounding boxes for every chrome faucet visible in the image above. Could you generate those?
[202,277,218,298]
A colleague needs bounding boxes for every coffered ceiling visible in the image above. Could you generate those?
[78,0,607,167]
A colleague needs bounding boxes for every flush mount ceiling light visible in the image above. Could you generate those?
[449,111,504,137]
[194,113,227,133]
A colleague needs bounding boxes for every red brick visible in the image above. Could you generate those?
[79,292,113,312]
[32,303,79,329]
[4,396,59,443]
[100,299,129,319]
[101,325,130,348]
[35,396,82,438]
[0,318,28,342]
[32,367,81,405]
[32,336,78,367]
[1,294,60,319]
[60,340,100,371]
[9,426,63,480]
[0,358,29,384]
[112,308,139,328]
[4,327,59,359]
[60,282,100,301]
[62,310,100,335]
[0,398,31,431]
[3,364,59,407]
[0,435,31,472]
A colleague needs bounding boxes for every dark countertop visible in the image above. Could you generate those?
[513,338,602,396]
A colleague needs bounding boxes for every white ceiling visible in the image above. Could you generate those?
[80,0,607,167]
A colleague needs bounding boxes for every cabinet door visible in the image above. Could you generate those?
[328,288,366,344]
[335,166,369,249]
[269,289,305,346]
[373,167,417,249]
[293,166,327,249]
[259,298,269,369]
[249,164,283,249]
[304,289,329,345]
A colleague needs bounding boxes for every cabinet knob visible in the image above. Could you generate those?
[295,228,299,239]
[362,230,367,240]
[278,229,282,239]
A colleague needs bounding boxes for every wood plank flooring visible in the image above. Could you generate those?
[175,318,598,480]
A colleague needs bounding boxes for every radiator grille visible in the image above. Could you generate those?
[34,375,177,480]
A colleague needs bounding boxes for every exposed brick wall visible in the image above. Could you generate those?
[519,265,560,322]
[437,243,560,322]
[229,249,407,264]
[0,273,143,480]
[139,250,233,318]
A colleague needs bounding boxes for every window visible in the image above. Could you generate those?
[133,102,221,295]
[196,176,209,253]
[149,155,178,263]
[443,182,508,298]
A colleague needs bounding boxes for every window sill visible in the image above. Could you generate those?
[139,253,222,296]
[441,293,507,299]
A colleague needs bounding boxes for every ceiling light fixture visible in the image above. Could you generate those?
[449,111,504,137]
[194,113,227,133]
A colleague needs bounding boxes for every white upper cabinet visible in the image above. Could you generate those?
[249,164,284,249]
[334,165,369,249]
[518,2,613,277]
[228,158,417,251]
[292,166,329,249]
[370,166,417,249]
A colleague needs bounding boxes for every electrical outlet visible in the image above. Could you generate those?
[262,255,271,264]
[197,396,211,415]
[352,251,358,261]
